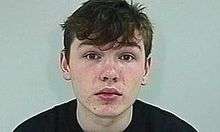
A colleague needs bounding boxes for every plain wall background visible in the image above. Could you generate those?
[0,0,219,131]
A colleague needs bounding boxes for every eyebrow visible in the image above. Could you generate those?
[122,42,142,51]
[78,40,142,51]
[77,41,95,49]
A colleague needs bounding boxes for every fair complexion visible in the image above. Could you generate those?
[60,32,151,131]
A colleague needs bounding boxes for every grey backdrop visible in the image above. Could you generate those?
[0,0,219,131]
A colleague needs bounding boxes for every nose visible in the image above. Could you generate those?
[99,64,120,83]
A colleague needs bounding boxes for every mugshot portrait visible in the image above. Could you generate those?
[0,0,220,132]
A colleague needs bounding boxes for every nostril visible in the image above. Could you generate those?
[103,77,108,81]
[113,77,117,82]
[101,76,118,82]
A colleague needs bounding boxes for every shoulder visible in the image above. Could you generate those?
[133,99,198,132]
[14,99,77,132]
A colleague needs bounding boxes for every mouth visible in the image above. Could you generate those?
[95,88,122,101]
[95,88,122,96]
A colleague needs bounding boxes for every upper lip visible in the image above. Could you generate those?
[95,88,122,96]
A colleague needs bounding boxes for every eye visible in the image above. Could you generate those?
[119,53,135,62]
[83,52,102,60]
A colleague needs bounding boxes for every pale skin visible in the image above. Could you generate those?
[60,30,151,132]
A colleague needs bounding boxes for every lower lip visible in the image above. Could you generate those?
[97,94,120,101]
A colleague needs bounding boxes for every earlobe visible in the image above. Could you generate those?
[60,51,71,81]
[141,57,151,85]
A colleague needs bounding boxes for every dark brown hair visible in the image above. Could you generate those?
[61,0,153,63]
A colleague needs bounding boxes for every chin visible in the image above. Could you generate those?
[92,104,126,118]
[95,110,122,118]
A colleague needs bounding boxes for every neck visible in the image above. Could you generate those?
[76,100,133,132]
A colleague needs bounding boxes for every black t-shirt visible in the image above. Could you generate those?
[14,99,197,132]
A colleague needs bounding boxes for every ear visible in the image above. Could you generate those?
[141,57,151,86]
[60,51,71,81]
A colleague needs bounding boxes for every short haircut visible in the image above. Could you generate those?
[61,0,153,63]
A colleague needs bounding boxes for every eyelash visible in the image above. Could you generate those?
[119,53,136,62]
[83,52,102,60]
[83,52,136,62]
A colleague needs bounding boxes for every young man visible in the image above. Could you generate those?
[14,0,197,131]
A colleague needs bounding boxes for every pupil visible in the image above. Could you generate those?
[90,55,95,59]
[125,55,129,60]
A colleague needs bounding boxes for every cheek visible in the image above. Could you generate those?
[122,63,145,97]
[76,64,98,84]
[124,72,142,93]
[70,65,95,96]
[71,62,94,81]
[124,64,144,84]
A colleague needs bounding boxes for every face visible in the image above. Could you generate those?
[61,31,150,117]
